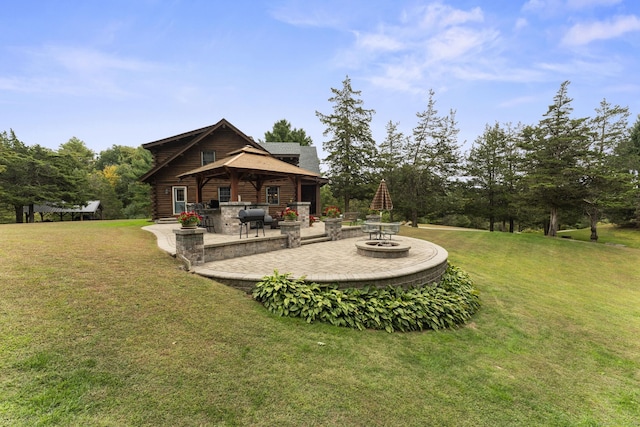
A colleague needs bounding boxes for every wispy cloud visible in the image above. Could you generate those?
[522,0,622,13]
[565,0,623,9]
[1,44,160,97]
[268,1,345,29]
[335,2,506,92]
[354,31,405,52]
[37,45,156,74]
[562,15,640,45]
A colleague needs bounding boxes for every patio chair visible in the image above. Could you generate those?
[380,223,400,240]
[361,221,380,240]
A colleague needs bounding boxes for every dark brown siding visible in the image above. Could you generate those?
[145,126,322,220]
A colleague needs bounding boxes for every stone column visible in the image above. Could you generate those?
[174,228,205,268]
[218,202,251,235]
[324,218,343,241]
[279,221,301,248]
[287,202,310,229]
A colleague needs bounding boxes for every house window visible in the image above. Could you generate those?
[173,186,187,215]
[218,187,231,203]
[201,151,216,165]
[266,186,280,205]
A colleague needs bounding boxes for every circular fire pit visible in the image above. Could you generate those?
[355,240,411,258]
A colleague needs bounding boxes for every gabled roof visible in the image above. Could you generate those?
[258,142,322,175]
[140,118,263,183]
[177,146,325,181]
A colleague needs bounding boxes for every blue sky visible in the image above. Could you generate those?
[2,0,639,166]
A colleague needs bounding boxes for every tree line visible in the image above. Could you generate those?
[3,76,639,237]
[0,132,152,223]
[316,76,640,240]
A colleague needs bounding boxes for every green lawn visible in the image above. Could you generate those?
[1,220,639,426]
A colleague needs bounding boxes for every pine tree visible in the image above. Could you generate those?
[316,76,377,212]
[583,99,631,240]
[520,81,590,236]
[263,119,313,146]
[400,89,460,226]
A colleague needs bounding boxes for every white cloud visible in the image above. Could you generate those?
[426,27,499,63]
[354,31,405,52]
[562,15,640,45]
[334,2,507,93]
[514,18,529,30]
[268,1,344,29]
[0,44,161,98]
[522,0,620,13]
[39,45,155,74]
[414,2,484,29]
[566,0,622,9]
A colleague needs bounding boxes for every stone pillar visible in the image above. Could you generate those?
[279,221,301,248]
[287,202,310,229]
[218,202,251,235]
[174,228,205,268]
[324,218,342,241]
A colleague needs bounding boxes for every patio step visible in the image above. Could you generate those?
[157,217,178,224]
[301,233,331,245]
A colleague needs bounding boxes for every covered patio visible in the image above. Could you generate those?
[178,146,326,206]
[177,146,328,235]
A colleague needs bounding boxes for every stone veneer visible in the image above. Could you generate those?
[204,236,287,262]
[279,220,301,248]
[174,228,205,268]
[286,202,310,229]
[324,218,343,240]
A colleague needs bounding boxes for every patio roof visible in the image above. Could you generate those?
[177,146,327,203]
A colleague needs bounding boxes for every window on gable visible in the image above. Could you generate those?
[201,151,216,166]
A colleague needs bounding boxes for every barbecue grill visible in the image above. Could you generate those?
[237,209,273,238]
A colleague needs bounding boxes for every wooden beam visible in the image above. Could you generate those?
[229,169,240,201]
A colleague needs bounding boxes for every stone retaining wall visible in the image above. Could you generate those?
[204,236,287,262]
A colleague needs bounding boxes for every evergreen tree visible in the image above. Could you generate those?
[377,121,407,220]
[316,76,377,212]
[520,81,590,236]
[0,130,89,223]
[401,89,460,226]
[58,137,95,171]
[263,119,313,145]
[583,99,632,240]
[465,123,508,231]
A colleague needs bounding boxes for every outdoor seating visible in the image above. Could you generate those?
[343,211,360,225]
[361,221,380,239]
[362,221,400,240]
[379,222,400,240]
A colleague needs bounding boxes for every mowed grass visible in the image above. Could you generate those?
[1,220,639,426]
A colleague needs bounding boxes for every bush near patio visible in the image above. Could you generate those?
[252,265,481,332]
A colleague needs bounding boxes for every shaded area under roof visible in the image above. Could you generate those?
[22,200,103,214]
[177,146,327,204]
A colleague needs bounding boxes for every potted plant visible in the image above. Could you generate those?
[282,207,298,221]
[323,206,341,219]
[178,211,203,228]
[309,215,318,226]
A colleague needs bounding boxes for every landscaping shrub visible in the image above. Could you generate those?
[252,265,481,332]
